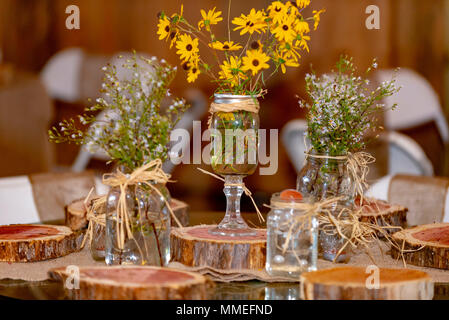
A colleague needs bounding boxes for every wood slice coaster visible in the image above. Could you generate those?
[356,197,407,235]
[49,266,210,300]
[65,197,189,231]
[391,223,449,269]
[300,266,433,300]
[171,225,266,270]
[0,224,83,262]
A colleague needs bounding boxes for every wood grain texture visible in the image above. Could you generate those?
[391,223,449,269]
[48,265,211,300]
[357,197,408,235]
[171,225,266,270]
[0,224,83,262]
[300,266,433,300]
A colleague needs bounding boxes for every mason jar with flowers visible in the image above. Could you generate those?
[297,56,400,262]
[157,0,324,236]
[49,54,189,266]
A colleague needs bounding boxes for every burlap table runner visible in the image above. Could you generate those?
[1,244,449,283]
[29,171,96,222]
[169,241,449,283]
[388,174,449,226]
[0,247,103,282]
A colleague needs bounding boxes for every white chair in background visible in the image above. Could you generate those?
[374,68,449,144]
[281,119,308,173]
[281,120,433,176]
[380,131,433,176]
[40,47,84,103]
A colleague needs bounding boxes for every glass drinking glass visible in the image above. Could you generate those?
[209,94,259,237]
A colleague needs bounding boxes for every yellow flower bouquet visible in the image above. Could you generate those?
[157,0,324,237]
[157,0,324,95]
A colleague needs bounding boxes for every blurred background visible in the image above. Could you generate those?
[0,0,448,216]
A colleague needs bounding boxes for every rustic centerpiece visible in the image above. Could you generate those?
[158,0,323,238]
[157,0,323,269]
[296,56,400,262]
[49,54,189,266]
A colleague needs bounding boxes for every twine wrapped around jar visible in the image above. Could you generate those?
[81,159,182,251]
[207,98,260,128]
[267,196,412,264]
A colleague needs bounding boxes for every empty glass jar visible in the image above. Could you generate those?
[266,192,318,279]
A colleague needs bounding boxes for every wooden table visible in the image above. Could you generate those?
[0,211,448,300]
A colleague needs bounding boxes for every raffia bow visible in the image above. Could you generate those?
[81,159,182,251]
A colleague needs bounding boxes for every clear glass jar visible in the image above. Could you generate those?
[266,193,318,279]
[209,94,259,237]
[90,197,106,261]
[296,153,355,263]
[105,180,171,266]
[296,154,354,205]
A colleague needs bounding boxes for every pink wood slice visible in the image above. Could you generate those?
[300,266,433,300]
[0,224,83,262]
[391,223,449,269]
[356,197,408,235]
[48,265,210,300]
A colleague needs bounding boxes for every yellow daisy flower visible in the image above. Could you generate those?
[198,7,223,31]
[296,34,310,52]
[242,50,270,76]
[272,14,297,43]
[278,42,302,61]
[187,64,201,83]
[232,9,267,35]
[219,56,245,87]
[267,1,288,25]
[169,29,179,49]
[276,51,300,74]
[296,0,311,9]
[176,34,199,62]
[285,1,300,16]
[157,16,171,40]
[249,40,263,51]
[209,41,242,51]
[313,9,325,30]
[294,20,310,35]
